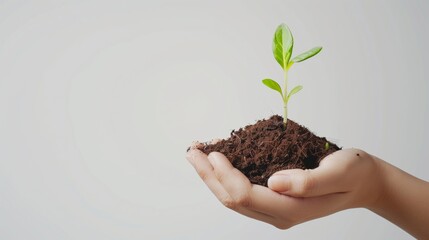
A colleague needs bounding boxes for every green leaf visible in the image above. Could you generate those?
[272,24,294,70]
[262,79,282,96]
[290,46,322,63]
[287,85,303,101]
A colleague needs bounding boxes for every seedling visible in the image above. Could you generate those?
[262,23,322,126]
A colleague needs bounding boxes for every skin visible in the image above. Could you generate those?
[186,145,429,239]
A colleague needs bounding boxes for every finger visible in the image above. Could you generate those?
[267,168,344,197]
[207,152,253,206]
[206,153,278,214]
[187,149,231,202]
[207,152,293,220]
[267,149,363,197]
[187,150,278,225]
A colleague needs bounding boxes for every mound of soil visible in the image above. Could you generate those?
[196,115,340,186]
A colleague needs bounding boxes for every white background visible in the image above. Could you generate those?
[1,0,428,239]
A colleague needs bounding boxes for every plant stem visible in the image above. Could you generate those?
[283,69,288,126]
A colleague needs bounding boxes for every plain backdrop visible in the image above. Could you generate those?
[1,0,428,239]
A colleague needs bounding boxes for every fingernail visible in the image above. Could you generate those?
[268,174,290,188]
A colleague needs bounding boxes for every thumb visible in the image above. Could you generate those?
[268,169,316,197]
[267,165,348,197]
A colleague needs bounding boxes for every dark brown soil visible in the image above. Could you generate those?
[196,115,340,186]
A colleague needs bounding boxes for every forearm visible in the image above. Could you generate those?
[369,157,429,239]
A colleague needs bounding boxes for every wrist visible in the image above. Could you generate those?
[364,156,429,239]
[365,156,390,211]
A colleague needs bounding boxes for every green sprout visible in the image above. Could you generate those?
[325,142,330,150]
[262,23,322,126]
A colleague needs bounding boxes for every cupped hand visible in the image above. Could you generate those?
[186,147,383,229]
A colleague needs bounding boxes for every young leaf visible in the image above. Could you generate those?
[272,24,294,70]
[287,85,303,101]
[291,46,322,63]
[262,79,282,96]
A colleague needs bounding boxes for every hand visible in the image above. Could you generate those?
[186,147,382,229]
